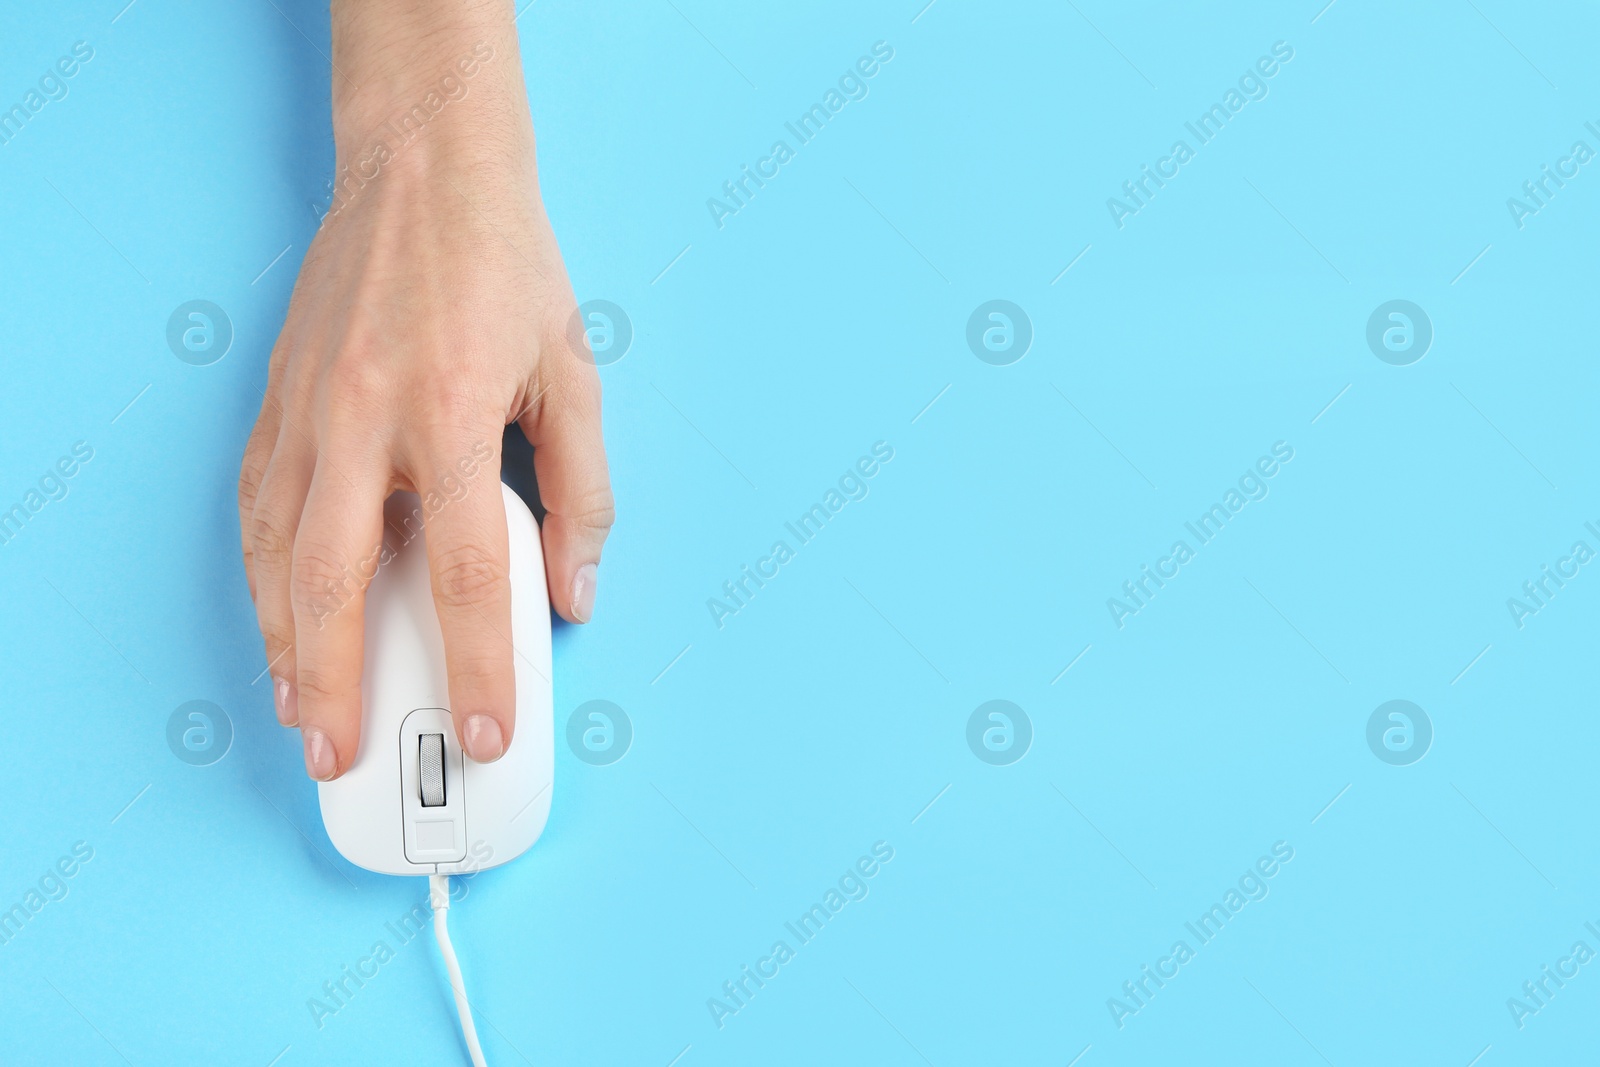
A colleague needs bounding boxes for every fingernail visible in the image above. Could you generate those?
[302,727,336,781]
[463,715,504,762]
[571,563,597,623]
[274,677,298,726]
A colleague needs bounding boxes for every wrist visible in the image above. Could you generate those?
[329,0,528,165]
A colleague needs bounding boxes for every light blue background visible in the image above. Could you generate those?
[2,0,1597,1063]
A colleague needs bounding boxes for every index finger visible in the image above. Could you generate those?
[291,459,386,780]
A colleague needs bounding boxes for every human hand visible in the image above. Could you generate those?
[236,0,613,781]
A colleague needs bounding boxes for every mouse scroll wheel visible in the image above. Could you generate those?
[419,733,446,808]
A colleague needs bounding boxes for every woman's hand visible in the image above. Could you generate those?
[236,0,612,781]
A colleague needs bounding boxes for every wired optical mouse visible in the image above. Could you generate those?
[313,480,553,1066]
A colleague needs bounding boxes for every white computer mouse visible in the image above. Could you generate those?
[317,481,553,876]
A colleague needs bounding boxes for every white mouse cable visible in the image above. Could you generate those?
[428,874,489,1067]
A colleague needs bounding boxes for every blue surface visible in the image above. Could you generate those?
[3,1,1599,1064]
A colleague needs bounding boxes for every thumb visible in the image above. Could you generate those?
[518,366,614,623]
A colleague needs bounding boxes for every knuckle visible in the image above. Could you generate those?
[294,662,346,704]
[250,512,295,577]
[570,495,616,536]
[237,466,263,515]
[237,448,269,513]
[258,622,296,660]
[431,544,506,612]
[291,542,360,618]
[451,650,511,693]
[558,483,616,536]
[267,332,295,376]
[324,353,389,410]
[417,380,487,442]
